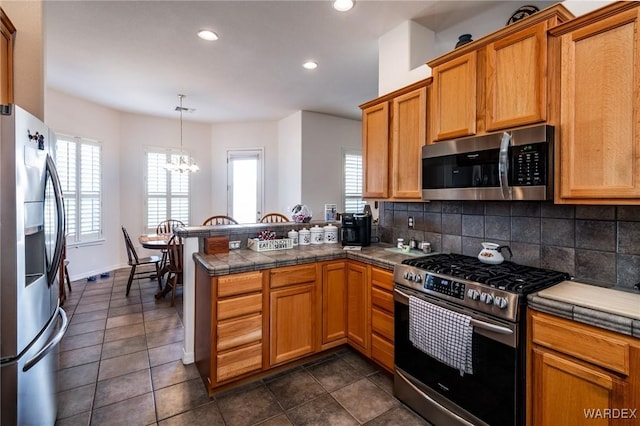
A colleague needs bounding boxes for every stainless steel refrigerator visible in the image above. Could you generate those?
[1,105,69,425]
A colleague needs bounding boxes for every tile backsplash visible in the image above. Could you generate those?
[379,201,640,291]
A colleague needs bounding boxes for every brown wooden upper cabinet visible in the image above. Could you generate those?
[0,7,15,106]
[550,2,640,204]
[428,4,573,143]
[360,79,430,200]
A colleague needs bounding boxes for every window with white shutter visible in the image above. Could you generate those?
[55,136,102,244]
[145,149,191,232]
[343,150,365,213]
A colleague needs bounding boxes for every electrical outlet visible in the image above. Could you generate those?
[229,240,241,250]
[408,216,414,229]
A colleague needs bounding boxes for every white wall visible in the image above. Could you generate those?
[378,21,434,96]
[46,90,212,279]
[277,111,302,217]
[562,1,613,16]
[378,1,562,95]
[119,112,212,235]
[300,111,361,219]
[210,121,279,222]
[45,89,123,279]
[44,100,359,279]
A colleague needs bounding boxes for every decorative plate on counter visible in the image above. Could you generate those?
[506,5,539,25]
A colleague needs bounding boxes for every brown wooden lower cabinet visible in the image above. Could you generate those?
[369,266,394,372]
[321,261,347,346]
[528,310,640,426]
[269,283,316,366]
[195,267,266,393]
[195,260,398,394]
[346,262,370,356]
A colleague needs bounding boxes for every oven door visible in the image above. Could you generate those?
[393,286,521,426]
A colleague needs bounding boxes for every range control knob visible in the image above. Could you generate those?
[494,296,508,309]
[480,292,494,305]
[403,271,414,281]
[467,289,480,301]
[414,274,423,284]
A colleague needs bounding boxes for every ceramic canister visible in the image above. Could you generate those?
[310,225,324,244]
[323,224,338,244]
[287,229,299,246]
[299,228,311,245]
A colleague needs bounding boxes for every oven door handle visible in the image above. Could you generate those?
[394,288,513,335]
[396,369,479,426]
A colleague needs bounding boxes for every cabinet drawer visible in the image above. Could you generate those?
[371,307,394,341]
[531,312,630,375]
[217,314,262,352]
[218,271,263,297]
[270,264,317,288]
[217,293,262,321]
[371,333,394,372]
[371,267,394,292]
[371,287,393,314]
[216,342,262,382]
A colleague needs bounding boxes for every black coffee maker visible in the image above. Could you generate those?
[341,213,372,246]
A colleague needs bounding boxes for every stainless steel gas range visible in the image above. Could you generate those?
[393,253,570,426]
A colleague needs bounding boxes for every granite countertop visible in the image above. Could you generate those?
[193,241,640,339]
[193,243,424,276]
[529,281,640,338]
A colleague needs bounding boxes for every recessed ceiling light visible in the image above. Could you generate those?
[333,0,354,12]
[302,61,318,70]
[197,29,219,41]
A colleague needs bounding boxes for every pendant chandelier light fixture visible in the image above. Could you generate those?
[165,94,200,173]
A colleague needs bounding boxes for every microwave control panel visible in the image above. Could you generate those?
[511,143,546,186]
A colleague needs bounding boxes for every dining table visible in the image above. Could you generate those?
[138,233,173,299]
[138,233,171,250]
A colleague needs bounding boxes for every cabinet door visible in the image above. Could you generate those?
[362,102,389,198]
[486,23,546,131]
[270,284,315,366]
[322,261,347,344]
[391,87,427,199]
[346,262,370,355]
[557,9,640,202]
[431,51,477,141]
[531,348,627,426]
[0,9,15,106]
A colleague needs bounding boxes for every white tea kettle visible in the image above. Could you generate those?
[478,242,512,265]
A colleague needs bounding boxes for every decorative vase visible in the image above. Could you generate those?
[455,34,473,48]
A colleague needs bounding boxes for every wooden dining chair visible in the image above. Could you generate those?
[259,213,290,223]
[122,226,162,296]
[202,215,238,225]
[155,219,185,274]
[164,234,184,307]
[156,218,185,234]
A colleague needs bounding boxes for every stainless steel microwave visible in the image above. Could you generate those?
[422,125,554,201]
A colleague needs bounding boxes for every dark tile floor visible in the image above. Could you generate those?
[56,268,431,426]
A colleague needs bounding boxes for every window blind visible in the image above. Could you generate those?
[55,136,102,243]
[145,150,190,232]
[344,151,365,213]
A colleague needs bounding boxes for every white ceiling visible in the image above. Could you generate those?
[45,0,514,123]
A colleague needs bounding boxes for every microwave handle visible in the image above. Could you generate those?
[498,132,512,200]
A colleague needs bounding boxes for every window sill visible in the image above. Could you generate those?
[67,239,105,249]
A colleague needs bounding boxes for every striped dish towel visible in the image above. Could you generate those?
[408,295,473,375]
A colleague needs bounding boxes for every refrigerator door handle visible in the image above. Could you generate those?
[23,306,68,372]
[45,154,66,286]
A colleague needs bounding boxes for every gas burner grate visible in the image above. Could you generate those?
[402,254,570,294]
